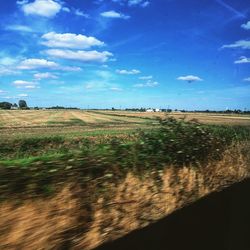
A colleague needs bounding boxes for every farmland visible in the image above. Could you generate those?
[0,110,250,249]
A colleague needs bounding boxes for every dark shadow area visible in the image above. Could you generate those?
[95,178,250,250]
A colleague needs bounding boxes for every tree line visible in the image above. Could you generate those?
[0,100,28,110]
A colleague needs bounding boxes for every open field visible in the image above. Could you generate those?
[0,110,250,249]
[95,110,250,126]
[1,110,250,140]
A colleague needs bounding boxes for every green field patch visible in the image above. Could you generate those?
[47,118,87,126]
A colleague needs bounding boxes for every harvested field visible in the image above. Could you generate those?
[0,110,250,249]
[97,111,250,125]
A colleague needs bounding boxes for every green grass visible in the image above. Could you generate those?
[0,117,249,200]
[47,118,87,126]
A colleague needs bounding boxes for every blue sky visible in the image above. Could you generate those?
[0,0,250,110]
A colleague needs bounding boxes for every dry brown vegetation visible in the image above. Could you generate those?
[0,143,249,250]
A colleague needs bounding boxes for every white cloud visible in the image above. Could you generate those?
[5,24,32,32]
[234,56,250,64]
[62,7,70,12]
[243,77,250,82]
[128,0,149,7]
[60,66,82,71]
[177,75,203,82]
[0,90,6,94]
[141,1,150,7]
[13,80,34,85]
[45,49,113,63]
[34,72,58,79]
[139,75,152,80]
[222,40,250,49]
[0,67,19,76]
[101,10,130,19]
[21,0,62,18]
[110,87,122,91]
[17,0,28,5]
[17,58,58,69]
[75,9,89,17]
[241,21,250,30]
[24,85,37,88]
[134,80,159,88]
[41,32,104,49]
[13,80,38,89]
[116,69,140,75]
[18,93,28,97]
[0,57,18,66]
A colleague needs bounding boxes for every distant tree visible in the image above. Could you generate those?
[0,102,12,110]
[18,100,28,109]
[13,103,18,108]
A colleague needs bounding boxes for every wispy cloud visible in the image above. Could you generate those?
[17,58,82,71]
[34,72,58,80]
[215,0,246,18]
[243,77,250,82]
[177,75,203,83]
[116,69,140,75]
[5,24,32,32]
[222,40,250,49]
[17,58,58,69]
[13,80,38,89]
[45,49,113,63]
[139,75,152,80]
[18,93,28,97]
[74,9,89,18]
[234,56,250,64]
[128,0,150,7]
[134,80,158,88]
[100,10,130,19]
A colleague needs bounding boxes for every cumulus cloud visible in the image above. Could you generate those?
[41,32,104,49]
[241,21,250,30]
[222,40,250,49]
[100,10,130,19]
[116,69,140,75]
[177,75,203,83]
[21,0,62,18]
[234,56,250,64]
[5,24,32,32]
[139,75,152,80]
[45,49,113,63]
[18,93,28,97]
[17,58,58,69]
[34,72,58,79]
[134,80,159,88]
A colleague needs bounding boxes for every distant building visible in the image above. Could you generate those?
[154,108,160,112]
[146,109,154,112]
